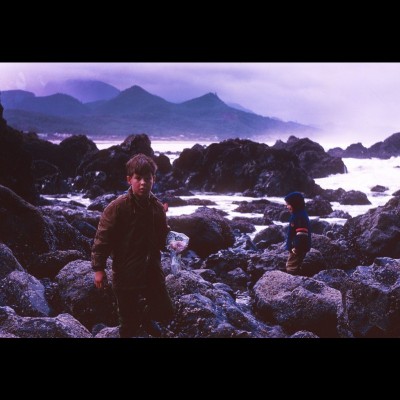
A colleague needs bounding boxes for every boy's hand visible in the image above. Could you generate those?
[94,270,108,289]
[292,248,297,255]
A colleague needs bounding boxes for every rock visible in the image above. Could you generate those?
[94,326,120,338]
[306,196,333,216]
[342,196,400,263]
[327,210,352,219]
[225,267,250,290]
[0,306,91,338]
[228,218,256,233]
[0,330,19,338]
[163,139,322,197]
[309,219,331,234]
[311,234,359,270]
[0,243,24,280]
[55,260,118,330]
[313,269,349,292]
[339,190,371,205]
[0,271,51,317]
[290,330,319,338]
[27,250,85,279]
[154,153,172,174]
[0,125,38,203]
[253,225,285,249]
[328,143,370,159]
[212,282,235,299]
[168,207,235,258]
[166,270,214,300]
[273,136,347,178]
[0,185,91,267]
[70,219,97,238]
[232,199,271,213]
[300,248,329,276]
[392,189,400,196]
[87,194,119,212]
[371,185,389,193]
[368,132,400,159]
[337,258,400,337]
[252,270,342,337]
[192,269,217,283]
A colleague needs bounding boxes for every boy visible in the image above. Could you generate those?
[91,153,176,337]
[284,192,311,275]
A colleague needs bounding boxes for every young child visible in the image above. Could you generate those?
[91,153,180,337]
[284,192,311,275]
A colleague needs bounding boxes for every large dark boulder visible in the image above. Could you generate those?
[342,196,400,264]
[368,132,400,159]
[76,134,154,192]
[0,126,37,203]
[273,136,346,178]
[0,243,24,280]
[0,185,91,267]
[337,258,400,337]
[306,196,333,216]
[328,143,370,159]
[0,271,51,317]
[168,207,235,258]
[339,190,371,205]
[253,225,285,249]
[0,306,91,338]
[252,270,341,337]
[27,250,85,279]
[163,139,322,197]
[55,260,118,330]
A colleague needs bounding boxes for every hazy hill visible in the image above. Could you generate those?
[43,79,120,103]
[3,84,316,140]
[1,90,35,109]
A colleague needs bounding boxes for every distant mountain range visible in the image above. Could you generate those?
[1,81,317,140]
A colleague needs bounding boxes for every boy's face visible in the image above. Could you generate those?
[286,202,293,213]
[127,172,154,198]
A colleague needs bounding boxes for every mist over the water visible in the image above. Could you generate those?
[1,63,400,147]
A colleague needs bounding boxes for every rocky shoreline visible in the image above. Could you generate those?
[1,109,400,337]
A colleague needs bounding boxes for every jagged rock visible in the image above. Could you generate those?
[327,210,352,219]
[76,134,154,192]
[392,189,400,196]
[0,185,91,267]
[27,250,85,279]
[290,330,319,338]
[0,306,91,338]
[253,225,285,250]
[252,270,341,337]
[311,234,359,270]
[94,326,120,338]
[306,196,333,216]
[0,243,24,280]
[273,136,346,178]
[328,143,370,159]
[313,269,349,292]
[87,193,119,212]
[369,132,400,159]
[166,270,214,300]
[168,207,234,258]
[232,199,271,213]
[0,125,38,203]
[0,271,51,317]
[0,330,19,338]
[228,218,256,233]
[161,139,322,197]
[337,258,400,337]
[192,269,217,283]
[342,196,400,264]
[309,219,331,234]
[300,248,328,276]
[55,260,118,330]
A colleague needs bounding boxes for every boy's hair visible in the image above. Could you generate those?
[126,153,157,177]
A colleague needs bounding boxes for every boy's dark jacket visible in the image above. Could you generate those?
[284,192,311,253]
[91,187,170,289]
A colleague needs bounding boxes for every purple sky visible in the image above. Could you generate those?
[1,62,400,147]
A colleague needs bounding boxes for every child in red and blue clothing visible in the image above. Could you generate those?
[284,192,311,275]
